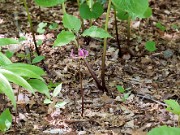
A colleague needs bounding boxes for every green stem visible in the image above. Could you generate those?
[127,16,131,46]
[101,0,111,93]
[62,2,66,14]
[90,19,93,27]
[23,0,40,56]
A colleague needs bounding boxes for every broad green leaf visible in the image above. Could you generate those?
[32,55,45,64]
[37,22,47,34]
[145,41,156,52]
[55,101,67,108]
[80,2,104,19]
[2,64,45,80]
[117,9,129,20]
[5,51,14,58]
[0,69,35,94]
[34,0,66,7]
[164,99,180,115]
[142,7,152,18]
[44,98,52,104]
[112,0,149,18]
[53,30,75,47]
[2,63,45,76]
[82,26,112,38]
[0,38,19,46]
[116,85,125,93]
[0,52,12,66]
[63,13,81,32]
[52,83,62,97]
[0,73,16,108]
[0,109,12,132]
[148,126,180,135]
[28,79,50,98]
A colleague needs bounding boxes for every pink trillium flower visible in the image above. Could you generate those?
[70,48,89,59]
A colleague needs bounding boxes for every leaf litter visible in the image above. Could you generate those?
[0,0,179,134]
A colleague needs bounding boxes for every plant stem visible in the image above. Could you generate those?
[101,0,112,93]
[127,16,131,46]
[78,60,84,117]
[83,59,104,90]
[114,7,122,57]
[62,2,66,13]
[61,2,103,92]
[23,0,40,56]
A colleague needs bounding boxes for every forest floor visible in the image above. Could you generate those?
[0,0,180,135]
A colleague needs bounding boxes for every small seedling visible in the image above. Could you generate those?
[116,85,130,102]
[37,22,47,34]
[145,41,156,52]
[155,22,166,31]
[44,83,67,113]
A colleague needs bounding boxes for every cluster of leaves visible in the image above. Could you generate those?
[0,38,50,132]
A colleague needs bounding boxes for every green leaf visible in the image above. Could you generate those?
[155,22,166,31]
[44,98,52,104]
[53,30,75,47]
[37,22,47,34]
[122,92,130,102]
[28,79,50,98]
[37,39,43,46]
[49,23,58,30]
[52,83,62,97]
[18,36,26,42]
[0,73,16,108]
[32,55,45,64]
[63,13,81,32]
[55,101,67,108]
[0,52,12,66]
[2,63,45,80]
[3,63,45,76]
[164,99,180,115]
[80,2,104,19]
[34,0,66,7]
[117,9,129,20]
[145,41,156,52]
[116,85,125,93]
[142,7,152,18]
[0,38,19,47]
[148,126,180,135]
[0,109,12,132]
[112,0,149,18]
[82,26,112,38]
[0,69,35,94]
[5,51,14,58]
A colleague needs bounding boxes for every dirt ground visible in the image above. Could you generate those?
[0,0,179,134]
